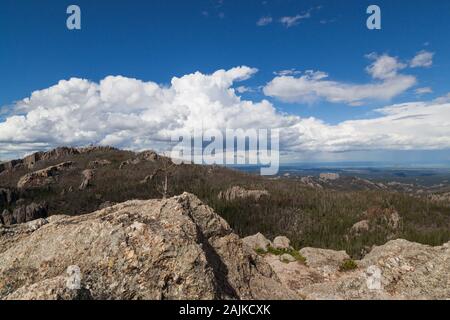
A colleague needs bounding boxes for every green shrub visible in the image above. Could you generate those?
[339,259,358,272]
[266,246,285,256]
[266,246,306,264]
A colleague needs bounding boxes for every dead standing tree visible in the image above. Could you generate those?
[144,153,178,199]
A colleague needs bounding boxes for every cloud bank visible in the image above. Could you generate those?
[1,66,450,160]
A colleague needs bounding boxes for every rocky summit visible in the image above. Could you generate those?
[0,193,296,300]
[0,192,448,300]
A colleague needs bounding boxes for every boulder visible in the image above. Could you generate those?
[273,236,291,250]
[0,193,297,300]
[242,233,272,252]
[299,247,350,272]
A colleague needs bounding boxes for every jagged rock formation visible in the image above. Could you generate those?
[17,162,73,189]
[218,186,269,201]
[0,193,297,300]
[0,146,117,174]
[22,147,80,169]
[0,202,48,226]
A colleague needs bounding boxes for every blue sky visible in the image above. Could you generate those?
[1,0,450,163]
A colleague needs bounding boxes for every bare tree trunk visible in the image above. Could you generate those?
[163,174,168,199]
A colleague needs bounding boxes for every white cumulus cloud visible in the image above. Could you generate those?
[1,66,450,160]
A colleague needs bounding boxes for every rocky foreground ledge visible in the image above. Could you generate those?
[0,193,448,300]
[244,234,449,300]
[0,193,296,300]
